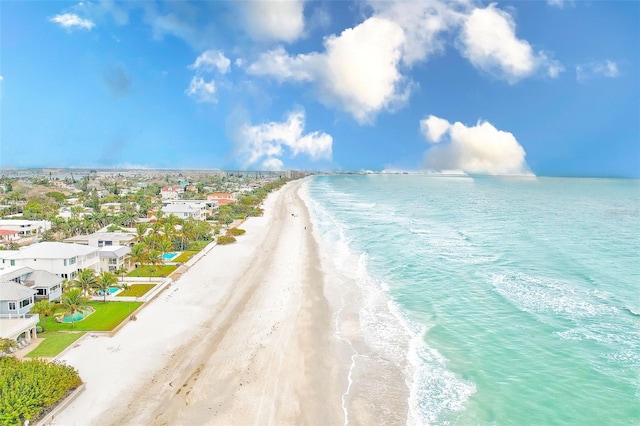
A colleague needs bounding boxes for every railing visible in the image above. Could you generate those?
[0,313,38,320]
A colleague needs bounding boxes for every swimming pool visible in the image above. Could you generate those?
[96,287,120,296]
[59,308,95,323]
[162,252,178,260]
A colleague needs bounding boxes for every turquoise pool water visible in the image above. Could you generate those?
[162,252,177,260]
[60,308,94,323]
[96,287,119,296]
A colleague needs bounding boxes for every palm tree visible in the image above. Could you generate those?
[30,300,55,332]
[130,243,149,269]
[93,271,119,303]
[60,289,90,329]
[72,269,97,297]
[148,249,162,275]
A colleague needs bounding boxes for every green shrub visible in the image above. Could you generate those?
[217,235,236,245]
[0,357,82,425]
[226,227,246,236]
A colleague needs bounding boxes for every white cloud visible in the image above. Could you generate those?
[547,0,564,8]
[185,77,217,103]
[241,0,305,43]
[420,115,451,143]
[239,111,332,169]
[576,60,619,82]
[458,4,561,83]
[50,13,95,30]
[367,0,463,66]
[190,50,231,74]
[421,115,532,176]
[262,157,284,171]
[247,46,318,82]
[247,17,408,124]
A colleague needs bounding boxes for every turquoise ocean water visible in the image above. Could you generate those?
[303,174,639,425]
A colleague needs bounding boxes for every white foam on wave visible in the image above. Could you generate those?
[303,177,477,425]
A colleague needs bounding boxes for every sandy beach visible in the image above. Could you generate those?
[49,178,408,426]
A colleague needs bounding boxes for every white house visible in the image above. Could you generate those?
[161,201,209,220]
[0,242,100,280]
[0,219,51,237]
[65,231,135,248]
[0,265,63,302]
[98,245,131,273]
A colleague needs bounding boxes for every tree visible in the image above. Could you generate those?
[130,243,149,269]
[30,300,55,332]
[72,269,97,297]
[0,338,17,355]
[93,271,119,303]
[60,289,90,329]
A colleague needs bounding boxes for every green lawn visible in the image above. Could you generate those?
[173,251,197,263]
[117,284,155,297]
[25,332,85,358]
[126,265,177,277]
[43,301,142,332]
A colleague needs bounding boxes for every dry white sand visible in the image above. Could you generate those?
[49,179,349,425]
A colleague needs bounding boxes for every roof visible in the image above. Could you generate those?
[0,280,36,301]
[66,231,135,243]
[0,265,34,281]
[162,204,202,213]
[25,270,63,287]
[2,242,99,260]
[99,246,131,258]
[0,229,19,236]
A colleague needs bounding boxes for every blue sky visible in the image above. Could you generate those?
[1,1,638,177]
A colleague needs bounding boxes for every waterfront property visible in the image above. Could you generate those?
[98,245,131,273]
[0,280,39,345]
[0,241,99,280]
[0,265,63,302]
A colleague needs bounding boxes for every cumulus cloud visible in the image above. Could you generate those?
[420,115,532,176]
[239,110,332,169]
[50,13,95,30]
[458,4,562,83]
[367,0,462,66]
[241,0,305,43]
[186,77,216,103]
[576,60,619,82]
[247,17,408,124]
[190,50,231,74]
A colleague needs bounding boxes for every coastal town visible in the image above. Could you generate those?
[0,168,308,425]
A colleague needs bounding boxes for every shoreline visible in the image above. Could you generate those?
[49,178,409,425]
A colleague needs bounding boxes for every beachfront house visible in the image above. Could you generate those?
[65,231,136,248]
[0,281,39,346]
[98,245,131,273]
[0,265,63,302]
[0,241,100,280]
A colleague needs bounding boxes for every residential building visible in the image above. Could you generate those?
[0,281,38,344]
[160,186,184,200]
[98,245,131,273]
[65,231,135,247]
[0,229,20,244]
[0,242,100,280]
[161,201,208,220]
[0,265,63,302]
[0,219,51,237]
[100,202,123,213]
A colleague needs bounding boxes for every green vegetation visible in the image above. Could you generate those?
[126,265,177,277]
[117,284,155,297]
[44,301,142,332]
[217,235,236,245]
[226,227,246,236]
[30,300,55,332]
[173,251,197,263]
[25,332,85,358]
[0,357,82,426]
[59,289,90,329]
